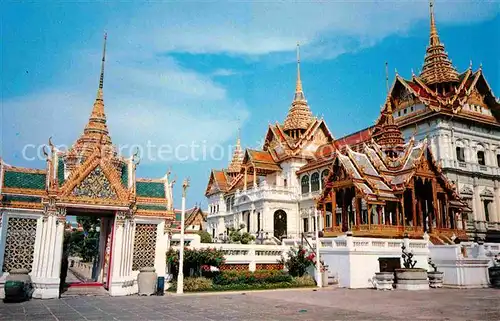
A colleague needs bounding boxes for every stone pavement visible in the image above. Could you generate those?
[0,288,499,320]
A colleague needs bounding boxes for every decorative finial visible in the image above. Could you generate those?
[469,59,473,69]
[385,61,389,94]
[479,62,483,70]
[411,68,415,77]
[295,42,302,93]
[429,0,439,46]
[96,32,107,100]
[182,178,190,197]
[394,68,398,75]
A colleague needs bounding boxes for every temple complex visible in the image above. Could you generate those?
[0,35,175,298]
[205,1,498,244]
[327,1,500,242]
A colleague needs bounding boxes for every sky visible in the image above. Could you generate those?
[1,0,499,209]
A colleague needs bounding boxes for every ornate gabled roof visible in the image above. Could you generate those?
[228,132,244,174]
[243,149,281,172]
[70,33,115,158]
[419,1,459,85]
[283,44,314,133]
[317,138,466,209]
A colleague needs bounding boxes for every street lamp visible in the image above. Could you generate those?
[176,178,189,294]
[314,209,322,288]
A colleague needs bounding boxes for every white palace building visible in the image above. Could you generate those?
[204,2,500,243]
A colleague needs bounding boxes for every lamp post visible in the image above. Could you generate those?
[176,178,189,294]
[314,209,322,288]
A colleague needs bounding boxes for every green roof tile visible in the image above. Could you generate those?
[136,204,168,211]
[3,171,46,190]
[175,213,181,221]
[136,181,165,198]
[57,158,65,185]
[2,195,42,203]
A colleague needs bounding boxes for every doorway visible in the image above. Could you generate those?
[273,210,287,239]
[60,209,115,295]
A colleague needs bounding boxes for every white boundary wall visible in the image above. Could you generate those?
[429,243,491,288]
[317,235,429,289]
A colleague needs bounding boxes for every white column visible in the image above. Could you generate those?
[494,181,500,223]
[32,206,65,299]
[108,212,125,296]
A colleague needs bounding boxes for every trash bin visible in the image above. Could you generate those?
[322,265,329,286]
[156,276,165,296]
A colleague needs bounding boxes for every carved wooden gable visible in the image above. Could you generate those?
[72,166,117,199]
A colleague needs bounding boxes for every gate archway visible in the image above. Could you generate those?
[273,210,287,239]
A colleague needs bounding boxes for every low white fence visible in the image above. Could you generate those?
[169,235,287,271]
[168,233,494,289]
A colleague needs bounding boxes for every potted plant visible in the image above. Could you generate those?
[394,241,428,290]
[427,257,444,288]
[489,255,500,289]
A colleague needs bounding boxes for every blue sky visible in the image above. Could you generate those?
[1,1,499,209]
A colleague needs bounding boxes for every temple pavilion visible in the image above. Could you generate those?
[0,35,175,299]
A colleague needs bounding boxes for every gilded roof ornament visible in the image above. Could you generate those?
[71,33,114,158]
[283,43,314,133]
[228,128,244,173]
[419,0,459,85]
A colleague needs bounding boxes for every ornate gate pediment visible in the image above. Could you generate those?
[59,150,130,206]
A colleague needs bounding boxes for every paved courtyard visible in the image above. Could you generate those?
[1,288,499,320]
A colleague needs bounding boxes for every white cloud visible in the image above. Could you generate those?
[114,0,499,58]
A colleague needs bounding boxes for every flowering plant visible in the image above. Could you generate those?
[279,245,315,277]
[166,247,225,277]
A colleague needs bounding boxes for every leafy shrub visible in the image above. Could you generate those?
[167,247,225,277]
[213,270,292,285]
[279,245,315,277]
[198,230,212,243]
[292,275,316,287]
[228,224,255,244]
[169,277,213,292]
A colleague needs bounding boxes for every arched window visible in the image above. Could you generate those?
[311,172,320,192]
[456,147,465,162]
[301,175,310,194]
[477,151,485,166]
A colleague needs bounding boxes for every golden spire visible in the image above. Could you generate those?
[71,33,114,157]
[419,0,459,85]
[295,42,302,93]
[228,128,244,174]
[429,0,439,46]
[283,42,313,135]
[97,32,107,100]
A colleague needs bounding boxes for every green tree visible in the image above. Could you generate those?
[228,224,255,244]
[198,230,212,243]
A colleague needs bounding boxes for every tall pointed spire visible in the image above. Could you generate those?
[295,42,303,94]
[375,62,404,154]
[228,128,244,174]
[419,0,459,85]
[283,43,313,136]
[71,33,114,157]
[97,32,107,100]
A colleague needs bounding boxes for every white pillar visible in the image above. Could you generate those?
[108,213,124,296]
[314,209,322,288]
[177,179,189,294]
[494,181,500,223]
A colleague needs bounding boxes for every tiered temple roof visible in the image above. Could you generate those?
[205,45,334,197]
[419,0,459,85]
[283,44,314,136]
[0,35,174,220]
